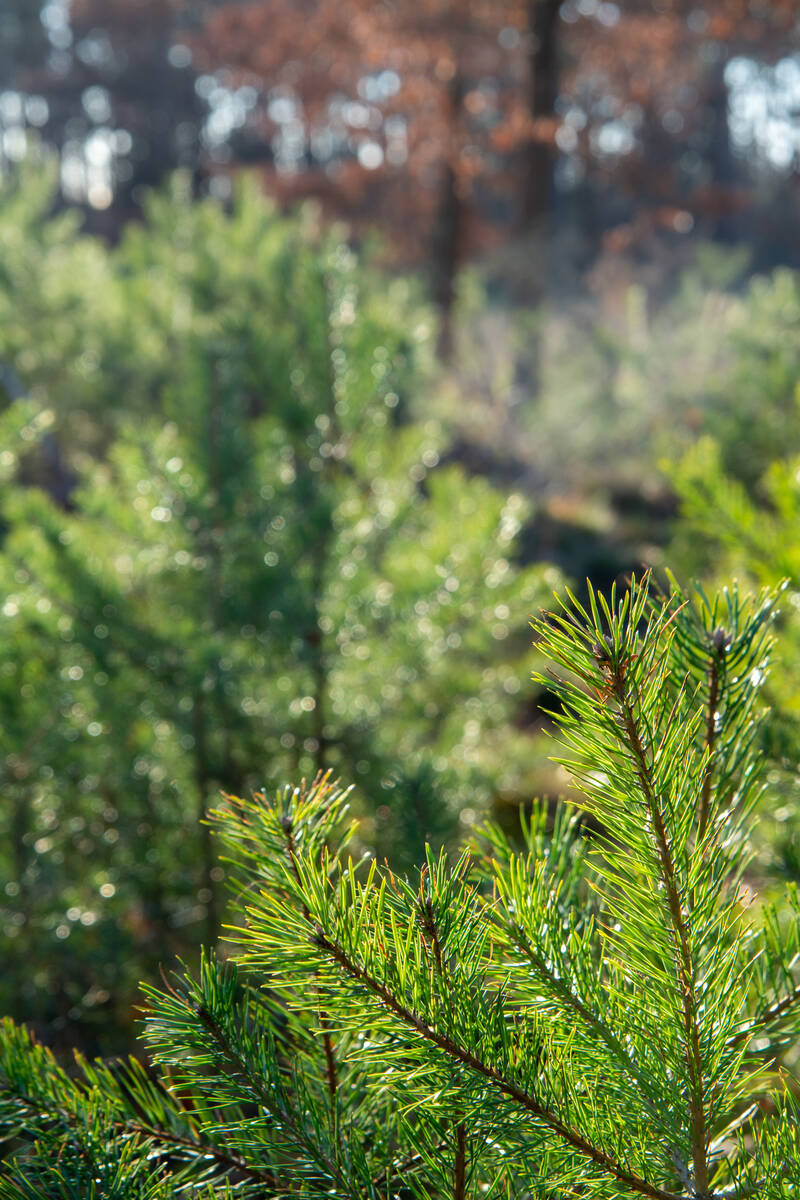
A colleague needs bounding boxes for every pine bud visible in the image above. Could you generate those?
[710,626,732,655]
[592,633,614,665]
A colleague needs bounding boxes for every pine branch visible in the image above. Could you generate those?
[454,1121,467,1200]
[729,980,800,1050]
[311,927,682,1200]
[4,580,796,1198]
[281,809,340,1104]
[145,959,356,1195]
[420,883,446,983]
[1,1081,273,1188]
[507,923,654,1098]
[606,655,710,1196]
[319,1011,339,1105]
[113,1118,275,1185]
[418,866,468,1200]
[753,980,800,1033]
[190,998,350,1192]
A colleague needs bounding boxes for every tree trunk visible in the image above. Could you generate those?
[519,0,560,244]
[430,73,466,360]
[510,0,561,395]
[704,57,739,243]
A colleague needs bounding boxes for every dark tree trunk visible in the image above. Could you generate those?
[704,57,739,243]
[430,73,466,360]
[519,0,560,243]
[511,0,561,396]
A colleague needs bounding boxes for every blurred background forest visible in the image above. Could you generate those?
[0,0,799,1058]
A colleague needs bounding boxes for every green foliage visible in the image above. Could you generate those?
[0,169,552,1049]
[670,428,800,594]
[2,577,799,1198]
[669,406,800,880]
[691,271,800,489]
[445,263,800,586]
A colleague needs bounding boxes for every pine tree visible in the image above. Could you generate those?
[669,415,800,882]
[0,169,550,1049]
[2,574,799,1197]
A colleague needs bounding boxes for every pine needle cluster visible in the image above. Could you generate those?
[2,575,799,1198]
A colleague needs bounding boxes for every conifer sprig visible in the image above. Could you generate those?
[1,577,799,1197]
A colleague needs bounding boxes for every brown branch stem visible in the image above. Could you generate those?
[454,1122,467,1200]
[611,663,710,1197]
